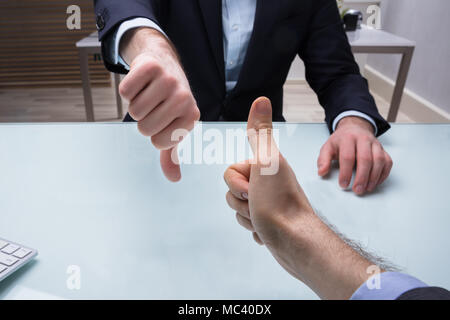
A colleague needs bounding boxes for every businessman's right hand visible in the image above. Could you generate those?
[119,28,200,182]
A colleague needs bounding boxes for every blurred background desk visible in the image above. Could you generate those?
[0,123,448,299]
[348,26,415,122]
[76,33,123,122]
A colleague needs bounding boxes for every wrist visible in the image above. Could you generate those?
[120,27,175,66]
[336,116,374,134]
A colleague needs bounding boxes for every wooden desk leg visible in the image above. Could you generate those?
[78,49,95,122]
[112,73,123,119]
[387,47,415,122]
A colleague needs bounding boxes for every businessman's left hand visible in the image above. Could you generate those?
[317,117,393,195]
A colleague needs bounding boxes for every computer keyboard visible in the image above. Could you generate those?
[0,238,37,282]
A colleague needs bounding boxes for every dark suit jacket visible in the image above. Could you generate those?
[94,0,390,136]
[397,287,450,300]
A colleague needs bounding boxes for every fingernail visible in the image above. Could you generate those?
[355,185,364,194]
[242,192,248,200]
[340,181,349,189]
[255,99,272,115]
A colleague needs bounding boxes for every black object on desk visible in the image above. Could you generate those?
[343,10,363,31]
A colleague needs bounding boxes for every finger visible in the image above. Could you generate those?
[253,232,264,246]
[151,108,199,150]
[338,138,356,189]
[224,161,251,200]
[236,213,255,232]
[367,143,385,192]
[119,59,160,102]
[353,138,373,195]
[378,152,393,185]
[160,147,181,182]
[246,97,279,162]
[226,192,250,219]
[128,76,175,121]
[137,94,181,138]
[317,141,336,177]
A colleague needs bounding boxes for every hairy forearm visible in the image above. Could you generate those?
[284,212,378,300]
[119,27,177,66]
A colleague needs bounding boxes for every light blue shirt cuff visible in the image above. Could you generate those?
[351,272,428,300]
[112,17,168,71]
[332,110,378,136]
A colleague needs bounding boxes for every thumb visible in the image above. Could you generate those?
[247,97,273,137]
[160,146,181,182]
[247,97,279,166]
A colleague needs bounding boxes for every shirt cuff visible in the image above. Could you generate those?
[351,272,429,300]
[112,17,168,70]
[332,110,378,136]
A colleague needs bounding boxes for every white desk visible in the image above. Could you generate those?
[0,123,448,299]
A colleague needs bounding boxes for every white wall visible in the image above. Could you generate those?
[367,0,450,114]
[287,0,379,81]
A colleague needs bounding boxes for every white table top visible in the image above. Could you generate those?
[75,32,100,48]
[347,25,415,48]
[0,123,448,299]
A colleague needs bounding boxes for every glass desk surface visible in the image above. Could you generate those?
[0,122,449,299]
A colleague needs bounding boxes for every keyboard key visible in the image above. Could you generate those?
[0,240,8,250]
[0,253,19,266]
[1,244,20,254]
[13,248,32,259]
[0,265,6,273]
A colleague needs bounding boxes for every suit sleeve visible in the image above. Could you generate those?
[397,287,450,300]
[299,0,390,136]
[93,0,164,74]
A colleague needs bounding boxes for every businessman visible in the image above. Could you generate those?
[224,97,450,300]
[94,0,393,195]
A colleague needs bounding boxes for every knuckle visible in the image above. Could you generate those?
[128,104,143,121]
[223,170,230,184]
[358,154,372,163]
[118,82,130,99]
[341,154,355,163]
[127,106,138,120]
[387,157,394,168]
[137,121,152,137]
[225,191,235,207]
[374,154,385,163]
[176,89,193,103]
[361,135,373,143]
[162,75,178,89]
[187,105,200,122]
[142,59,161,75]
[192,106,201,121]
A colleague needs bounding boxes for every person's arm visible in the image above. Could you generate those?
[94,1,200,183]
[118,27,200,182]
[298,0,393,195]
[299,0,389,136]
[223,97,449,300]
[94,0,164,74]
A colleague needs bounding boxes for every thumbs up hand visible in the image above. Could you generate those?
[224,97,315,267]
[224,97,378,300]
